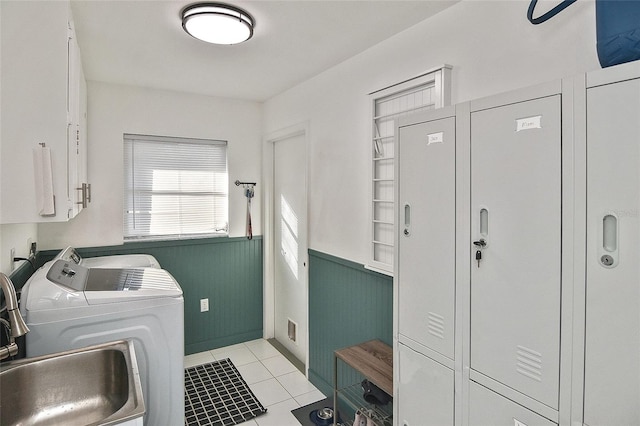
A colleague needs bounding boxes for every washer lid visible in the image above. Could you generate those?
[84,268,183,304]
[44,259,183,305]
[81,254,161,269]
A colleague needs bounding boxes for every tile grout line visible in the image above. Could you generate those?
[244,341,306,408]
[227,341,298,407]
[186,340,327,423]
[245,341,319,407]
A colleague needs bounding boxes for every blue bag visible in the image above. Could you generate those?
[527,0,577,24]
[595,0,640,67]
[527,0,640,68]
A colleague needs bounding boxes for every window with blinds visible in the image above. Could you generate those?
[123,134,228,240]
[369,66,451,273]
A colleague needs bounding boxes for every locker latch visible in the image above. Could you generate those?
[473,239,487,267]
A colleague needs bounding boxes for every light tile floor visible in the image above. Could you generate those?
[184,339,327,426]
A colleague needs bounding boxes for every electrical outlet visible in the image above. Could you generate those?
[200,298,209,312]
[10,248,15,271]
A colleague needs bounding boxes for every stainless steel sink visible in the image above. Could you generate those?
[0,340,145,425]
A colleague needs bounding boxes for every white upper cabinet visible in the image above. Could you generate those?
[1,0,89,224]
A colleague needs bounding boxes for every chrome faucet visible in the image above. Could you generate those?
[0,272,30,360]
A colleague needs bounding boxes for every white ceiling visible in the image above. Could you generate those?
[71,1,459,102]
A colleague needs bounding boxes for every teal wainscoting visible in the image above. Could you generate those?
[8,259,37,291]
[308,249,393,396]
[39,237,263,355]
[4,260,38,359]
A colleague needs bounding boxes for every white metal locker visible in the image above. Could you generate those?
[398,343,454,426]
[470,95,562,409]
[397,115,456,360]
[584,76,640,425]
[468,381,557,426]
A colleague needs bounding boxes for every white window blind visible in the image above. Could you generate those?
[124,134,228,240]
[368,66,452,274]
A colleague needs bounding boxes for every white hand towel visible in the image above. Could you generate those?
[33,146,55,216]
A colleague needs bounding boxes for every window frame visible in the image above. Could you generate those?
[123,133,229,241]
[367,65,452,274]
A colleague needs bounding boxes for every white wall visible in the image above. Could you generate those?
[3,0,603,268]
[263,0,600,266]
[37,82,263,250]
[0,0,38,272]
[0,224,37,273]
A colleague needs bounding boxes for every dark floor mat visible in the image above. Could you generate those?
[291,397,336,426]
[185,358,267,426]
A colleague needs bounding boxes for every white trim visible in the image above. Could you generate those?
[262,121,310,375]
[363,263,393,277]
[368,64,453,96]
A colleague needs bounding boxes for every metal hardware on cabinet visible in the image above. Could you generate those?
[403,203,411,237]
[76,183,91,208]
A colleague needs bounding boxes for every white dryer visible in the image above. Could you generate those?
[20,258,184,426]
[54,246,161,269]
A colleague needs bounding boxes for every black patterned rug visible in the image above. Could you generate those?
[185,358,268,426]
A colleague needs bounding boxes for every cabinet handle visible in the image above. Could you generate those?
[76,183,90,208]
[403,203,411,237]
[600,213,618,267]
[602,214,617,252]
[480,207,489,237]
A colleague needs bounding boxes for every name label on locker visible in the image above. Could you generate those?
[426,131,444,145]
[515,115,542,132]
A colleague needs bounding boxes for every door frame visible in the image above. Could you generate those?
[262,122,310,370]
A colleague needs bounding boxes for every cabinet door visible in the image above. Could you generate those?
[67,18,87,219]
[397,116,456,360]
[0,1,86,223]
[469,381,557,426]
[584,78,640,425]
[470,96,561,409]
[398,344,454,426]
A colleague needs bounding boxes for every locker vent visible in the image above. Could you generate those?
[427,312,445,339]
[516,345,542,382]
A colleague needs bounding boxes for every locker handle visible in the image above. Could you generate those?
[603,214,617,252]
[480,208,489,237]
[403,203,411,237]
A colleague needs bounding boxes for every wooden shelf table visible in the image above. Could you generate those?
[333,339,393,426]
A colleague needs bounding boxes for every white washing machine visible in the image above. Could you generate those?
[20,257,184,426]
[54,246,161,269]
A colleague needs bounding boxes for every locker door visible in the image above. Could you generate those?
[470,96,561,409]
[397,116,456,360]
[584,78,640,425]
[469,381,557,426]
[398,343,454,426]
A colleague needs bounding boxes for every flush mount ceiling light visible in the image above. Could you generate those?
[182,3,254,45]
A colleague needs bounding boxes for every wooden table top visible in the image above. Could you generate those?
[334,339,393,396]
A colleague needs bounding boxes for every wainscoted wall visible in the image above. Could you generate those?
[307,249,393,396]
[7,259,36,292]
[4,261,37,358]
[9,241,391,378]
[37,237,263,355]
